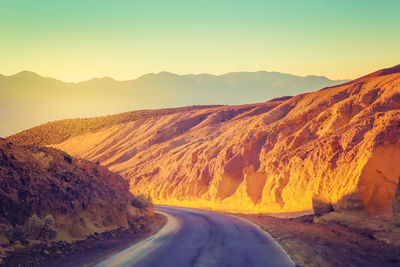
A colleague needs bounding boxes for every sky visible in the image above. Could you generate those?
[0,0,399,82]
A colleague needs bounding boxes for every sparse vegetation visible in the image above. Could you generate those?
[7,105,220,146]
[24,215,45,240]
[131,194,152,209]
[5,214,58,244]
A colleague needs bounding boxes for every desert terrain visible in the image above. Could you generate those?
[6,65,400,266]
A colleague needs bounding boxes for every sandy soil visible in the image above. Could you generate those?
[239,212,400,267]
[0,213,166,267]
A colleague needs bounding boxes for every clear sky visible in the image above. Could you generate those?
[0,0,399,81]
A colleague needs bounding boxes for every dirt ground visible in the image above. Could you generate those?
[0,213,166,267]
[239,211,400,267]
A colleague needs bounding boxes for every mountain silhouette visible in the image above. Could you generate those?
[0,70,348,136]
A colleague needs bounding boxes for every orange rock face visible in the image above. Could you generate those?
[12,65,400,214]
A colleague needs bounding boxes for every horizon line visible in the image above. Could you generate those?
[0,69,352,84]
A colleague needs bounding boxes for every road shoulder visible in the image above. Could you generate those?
[2,213,167,266]
[238,213,400,267]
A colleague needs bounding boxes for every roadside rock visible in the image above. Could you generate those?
[393,177,400,226]
[312,198,334,216]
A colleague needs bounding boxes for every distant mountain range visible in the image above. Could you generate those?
[0,70,349,136]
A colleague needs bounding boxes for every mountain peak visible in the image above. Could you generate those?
[81,76,115,84]
[305,75,329,80]
[157,71,176,75]
[11,70,42,79]
[135,71,180,82]
[320,64,400,91]
[360,64,400,80]
[350,64,400,83]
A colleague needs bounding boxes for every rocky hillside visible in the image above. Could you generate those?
[8,65,400,216]
[0,138,153,251]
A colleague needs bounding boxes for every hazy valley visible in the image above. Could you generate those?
[0,70,347,137]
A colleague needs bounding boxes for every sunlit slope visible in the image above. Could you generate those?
[10,66,400,214]
[8,105,219,145]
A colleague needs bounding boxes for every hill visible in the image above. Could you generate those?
[8,105,220,146]
[0,138,153,254]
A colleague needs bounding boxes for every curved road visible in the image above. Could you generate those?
[95,205,295,267]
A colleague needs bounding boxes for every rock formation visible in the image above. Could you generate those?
[0,138,152,246]
[8,65,400,215]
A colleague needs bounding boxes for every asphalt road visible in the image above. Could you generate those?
[95,205,295,267]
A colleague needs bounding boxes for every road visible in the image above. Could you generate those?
[95,205,295,267]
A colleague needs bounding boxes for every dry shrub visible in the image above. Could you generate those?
[5,214,58,243]
[131,194,152,209]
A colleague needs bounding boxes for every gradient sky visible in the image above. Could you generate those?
[0,0,399,81]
